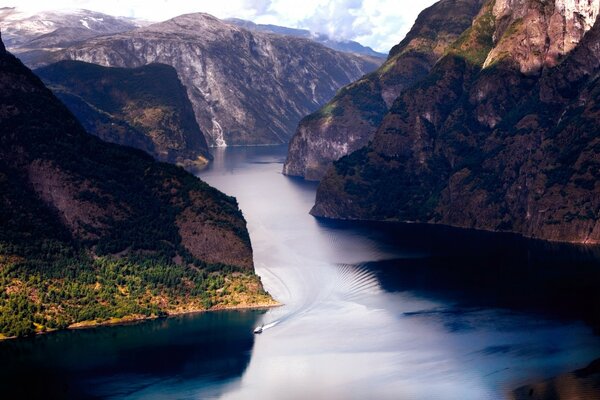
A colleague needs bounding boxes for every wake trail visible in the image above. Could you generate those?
[259,262,381,332]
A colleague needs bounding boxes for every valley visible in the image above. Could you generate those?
[0,1,599,398]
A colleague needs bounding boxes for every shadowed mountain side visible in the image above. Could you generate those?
[36,60,211,166]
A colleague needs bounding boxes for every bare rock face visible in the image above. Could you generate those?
[56,13,381,147]
[312,0,600,245]
[283,0,485,181]
[485,0,600,73]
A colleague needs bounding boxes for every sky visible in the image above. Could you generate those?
[5,0,439,53]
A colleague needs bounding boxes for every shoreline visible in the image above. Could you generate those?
[310,214,600,247]
[0,301,281,341]
[511,358,600,399]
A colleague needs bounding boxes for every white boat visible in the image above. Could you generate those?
[253,326,263,334]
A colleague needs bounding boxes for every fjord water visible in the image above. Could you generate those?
[1,146,599,399]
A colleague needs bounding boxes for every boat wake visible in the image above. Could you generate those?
[257,262,381,332]
[332,263,381,301]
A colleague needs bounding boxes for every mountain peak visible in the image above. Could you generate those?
[0,31,5,53]
[154,12,228,32]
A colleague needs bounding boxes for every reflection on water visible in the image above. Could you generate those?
[0,310,263,399]
[1,145,599,399]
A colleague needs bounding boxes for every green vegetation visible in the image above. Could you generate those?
[36,61,186,115]
[448,1,495,66]
[332,147,447,221]
[35,60,210,163]
[303,72,387,126]
[0,254,270,338]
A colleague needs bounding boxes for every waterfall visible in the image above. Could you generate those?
[212,119,227,147]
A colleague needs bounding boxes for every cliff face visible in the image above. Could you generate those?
[283,0,486,181]
[486,0,599,73]
[0,38,271,337]
[311,0,600,244]
[56,13,382,146]
[35,60,211,166]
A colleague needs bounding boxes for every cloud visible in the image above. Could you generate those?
[300,0,372,40]
[8,0,439,52]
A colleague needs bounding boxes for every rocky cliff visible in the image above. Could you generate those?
[0,37,271,338]
[283,0,485,181]
[35,60,211,166]
[311,0,600,244]
[55,13,382,146]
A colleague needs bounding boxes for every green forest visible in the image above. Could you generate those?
[0,252,271,338]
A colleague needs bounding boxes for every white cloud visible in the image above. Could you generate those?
[4,0,439,52]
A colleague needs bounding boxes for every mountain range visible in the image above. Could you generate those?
[1,9,383,148]
[56,13,382,146]
[287,0,600,244]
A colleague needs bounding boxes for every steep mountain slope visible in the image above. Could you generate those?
[226,18,387,58]
[0,8,144,66]
[0,36,272,338]
[56,13,382,146]
[283,0,485,180]
[35,60,211,166]
[311,0,600,244]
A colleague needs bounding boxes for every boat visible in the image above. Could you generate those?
[253,326,263,334]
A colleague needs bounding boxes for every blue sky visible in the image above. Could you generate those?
[7,0,439,52]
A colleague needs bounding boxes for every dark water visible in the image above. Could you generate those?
[1,145,599,399]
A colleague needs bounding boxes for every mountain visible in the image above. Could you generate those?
[283,0,485,180]
[35,60,211,166]
[0,34,272,338]
[226,18,387,59]
[0,8,144,66]
[55,13,382,146]
[309,0,600,244]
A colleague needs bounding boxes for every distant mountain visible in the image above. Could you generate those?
[35,60,211,166]
[0,34,272,338]
[56,13,383,146]
[0,8,145,66]
[309,0,600,244]
[226,18,387,59]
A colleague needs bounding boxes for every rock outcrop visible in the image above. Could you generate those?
[35,60,211,166]
[283,0,485,181]
[56,13,382,146]
[311,0,600,244]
